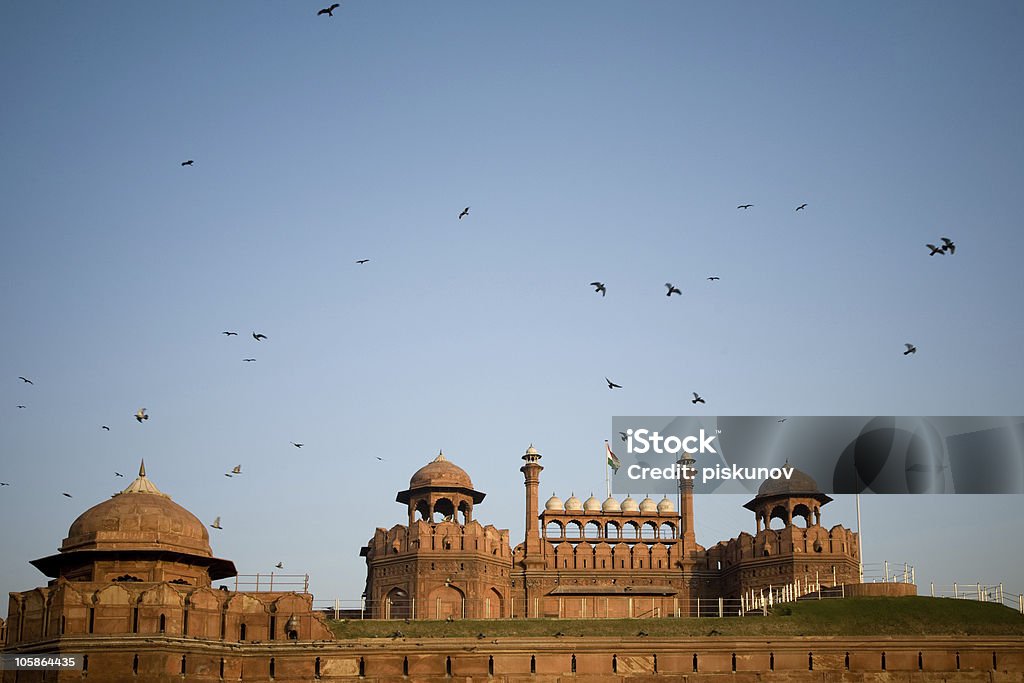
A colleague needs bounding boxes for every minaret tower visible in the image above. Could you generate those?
[677,453,697,549]
[520,444,545,569]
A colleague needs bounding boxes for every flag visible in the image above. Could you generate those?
[605,440,621,472]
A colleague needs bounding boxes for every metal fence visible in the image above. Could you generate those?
[216,573,310,593]
[929,582,1024,614]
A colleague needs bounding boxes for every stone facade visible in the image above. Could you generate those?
[362,447,862,619]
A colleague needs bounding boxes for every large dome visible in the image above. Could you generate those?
[408,452,474,490]
[61,463,212,557]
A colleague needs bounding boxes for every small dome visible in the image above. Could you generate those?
[602,496,621,512]
[544,493,564,511]
[564,493,583,511]
[583,494,601,512]
[621,496,639,512]
[409,452,474,491]
[756,465,821,498]
[524,444,541,457]
[657,496,676,513]
[639,496,658,513]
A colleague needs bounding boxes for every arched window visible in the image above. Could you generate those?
[605,521,620,538]
[641,522,658,539]
[622,522,640,539]
[659,522,675,539]
[545,520,563,538]
[565,521,583,538]
[584,522,601,538]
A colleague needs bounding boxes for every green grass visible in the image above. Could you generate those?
[327,597,1024,639]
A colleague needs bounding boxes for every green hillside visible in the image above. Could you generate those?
[328,597,1024,639]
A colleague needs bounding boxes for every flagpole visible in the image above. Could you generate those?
[856,493,863,583]
[605,441,611,499]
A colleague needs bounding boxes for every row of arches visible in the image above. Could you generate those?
[548,541,679,570]
[545,520,676,540]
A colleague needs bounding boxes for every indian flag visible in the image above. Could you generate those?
[605,440,621,472]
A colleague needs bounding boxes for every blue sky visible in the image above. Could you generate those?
[2,2,1023,614]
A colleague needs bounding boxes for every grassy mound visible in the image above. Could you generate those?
[327,597,1024,639]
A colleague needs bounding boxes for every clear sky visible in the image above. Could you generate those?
[2,2,1023,616]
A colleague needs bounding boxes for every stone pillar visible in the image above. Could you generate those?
[677,455,696,549]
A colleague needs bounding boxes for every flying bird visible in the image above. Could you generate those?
[590,282,606,297]
[16,405,26,409]
[181,160,194,167]
[62,492,73,498]
[0,482,9,486]
[355,259,370,264]
[926,244,944,256]
[619,431,627,442]
[210,516,223,530]
[707,276,720,281]
[115,472,124,477]
[275,562,284,569]
[795,203,807,211]
[737,204,753,210]
[777,418,788,423]
[691,392,705,405]
[665,283,682,296]
[18,376,33,384]
[605,377,622,389]
[222,331,238,336]
[904,343,917,356]
[242,358,256,362]
[135,408,149,423]
[101,425,110,430]
[941,237,956,254]
[317,3,340,16]
[376,456,385,461]
[230,465,242,475]
[291,442,304,448]
[458,206,470,219]
[252,332,268,341]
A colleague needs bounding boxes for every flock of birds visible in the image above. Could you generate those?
[589,203,956,404]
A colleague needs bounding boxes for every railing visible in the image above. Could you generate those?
[862,560,916,584]
[216,573,310,593]
[929,582,1024,614]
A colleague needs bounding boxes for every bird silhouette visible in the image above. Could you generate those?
[18,376,33,385]
[231,465,242,475]
[135,408,149,423]
[605,377,622,389]
[778,418,788,423]
[376,456,385,461]
[0,482,9,486]
[62,492,73,498]
[291,442,304,448]
[252,332,268,341]
[224,473,233,478]
[665,283,682,296]
[458,206,470,219]
[242,358,256,362]
[210,517,223,529]
[691,392,705,405]
[101,425,110,430]
[619,431,627,442]
[317,3,340,16]
[926,244,944,256]
[356,259,370,264]
[904,343,917,355]
[222,331,238,336]
[16,405,26,409]
[275,562,284,569]
[795,203,807,211]
[115,472,124,477]
[590,282,606,296]
[941,237,956,254]
[181,160,194,167]
[707,276,720,281]
[737,204,753,209]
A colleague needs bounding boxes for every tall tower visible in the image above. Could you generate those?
[520,444,545,569]
[677,454,696,549]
